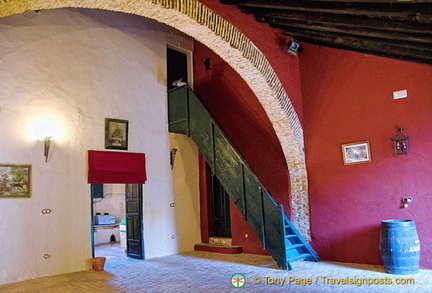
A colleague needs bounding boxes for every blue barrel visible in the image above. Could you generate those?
[379,219,420,275]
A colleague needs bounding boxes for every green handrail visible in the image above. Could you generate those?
[168,85,319,270]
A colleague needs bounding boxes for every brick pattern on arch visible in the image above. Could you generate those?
[0,0,311,239]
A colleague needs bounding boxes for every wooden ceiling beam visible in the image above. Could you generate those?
[252,10,432,32]
[302,0,432,3]
[221,0,432,64]
[282,28,432,64]
[225,0,431,19]
[265,18,432,44]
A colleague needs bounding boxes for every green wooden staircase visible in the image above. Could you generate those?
[168,85,319,270]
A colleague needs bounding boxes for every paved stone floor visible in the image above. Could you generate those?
[1,243,431,292]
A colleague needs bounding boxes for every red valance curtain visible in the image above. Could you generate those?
[88,150,147,184]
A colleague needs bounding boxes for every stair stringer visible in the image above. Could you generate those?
[168,85,319,270]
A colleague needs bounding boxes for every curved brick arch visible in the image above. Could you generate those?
[0,0,311,238]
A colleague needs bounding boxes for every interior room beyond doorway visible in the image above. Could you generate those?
[93,184,127,257]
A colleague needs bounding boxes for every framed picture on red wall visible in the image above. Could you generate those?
[341,141,371,165]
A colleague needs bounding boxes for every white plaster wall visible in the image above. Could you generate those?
[94,184,126,223]
[170,133,201,253]
[93,185,124,245]
[0,8,195,285]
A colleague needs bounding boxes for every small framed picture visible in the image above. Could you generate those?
[0,164,31,198]
[105,118,128,150]
[341,141,371,165]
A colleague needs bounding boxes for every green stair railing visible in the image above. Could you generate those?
[168,85,319,270]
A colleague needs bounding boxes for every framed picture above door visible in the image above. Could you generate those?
[105,118,129,150]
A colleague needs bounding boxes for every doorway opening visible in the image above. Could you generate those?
[167,46,193,90]
[211,175,231,238]
[194,160,241,253]
[91,183,144,260]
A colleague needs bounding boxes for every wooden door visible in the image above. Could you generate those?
[212,176,232,238]
[125,184,144,259]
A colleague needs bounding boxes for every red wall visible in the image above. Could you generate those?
[300,44,432,268]
[195,0,432,269]
[193,41,291,212]
[193,41,290,254]
[230,200,270,255]
[198,0,304,124]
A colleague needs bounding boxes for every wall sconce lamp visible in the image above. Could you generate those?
[44,136,52,162]
[392,127,410,155]
[287,40,304,53]
[171,78,187,87]
[29,117,62,163]
[170,148,178,170]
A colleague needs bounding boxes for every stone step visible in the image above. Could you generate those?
[209,237,232,246]
[194,243,243,254]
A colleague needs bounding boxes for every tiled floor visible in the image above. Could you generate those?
[1,243,432,292]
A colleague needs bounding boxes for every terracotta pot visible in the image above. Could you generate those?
[92,257,106,271]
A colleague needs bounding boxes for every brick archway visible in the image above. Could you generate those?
[0,0,311,238]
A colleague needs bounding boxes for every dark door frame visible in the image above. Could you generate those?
[90,183,144,259]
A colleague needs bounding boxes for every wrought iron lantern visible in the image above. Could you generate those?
[392,127,409,155]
